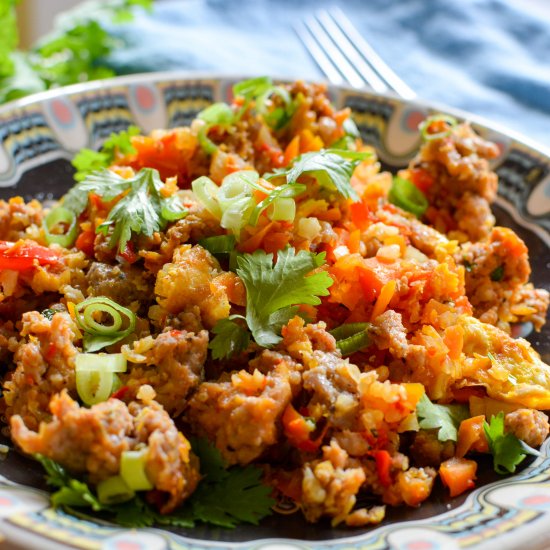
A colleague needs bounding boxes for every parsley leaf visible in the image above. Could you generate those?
[209,316,251,360]
[416,394,469,442]
[237,248,333,347]
[483,412,539,474]
[72,125,140,181]
[282,149,370,201]
[34,438,274,529]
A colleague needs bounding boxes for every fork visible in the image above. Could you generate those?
[296,7,416,99]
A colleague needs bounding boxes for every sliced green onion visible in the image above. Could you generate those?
[43,206,78,247]
[192,176,222,218]
[270,197,296,222]
[197,102,235,154]
[96,475,135,504]
[257,86,294,130]
[199,234,237,255]
[218,171,259,206]
[76,369,119,405]
[74,297,136,353]
[329,322,371,341]
[343,117,361,139]
[419,114,457,141]
[330,322,372,356]
[75,353,127,373]
[249,183,306,226]
[120,448,153,491]
[388,177,429,218]
[336,331,372,356]
[233,76,273,100]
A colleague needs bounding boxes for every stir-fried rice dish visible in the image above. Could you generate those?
[1,77,549,528]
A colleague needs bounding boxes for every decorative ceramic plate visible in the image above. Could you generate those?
[0,73,549,550]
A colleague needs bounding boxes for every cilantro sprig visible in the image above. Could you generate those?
[63,167,186,252]
[275,149,370,201]
[209,248,332,358]
[71,125,140,182]
[416,394,469,442]
[35,438,274,529]
[483,413,539,474]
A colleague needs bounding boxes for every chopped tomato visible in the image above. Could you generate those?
[349,200,372,231]
[0,240,62,271]
[374,450,392,487]
[75,229,95,257]
[410,167,434,193]
[118,242,138,264]
[439,457,477,497]
[282,403,326,453]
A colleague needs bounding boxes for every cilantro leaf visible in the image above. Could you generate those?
[283,149,370,201]
[209,317,250,360]
[71,125,140,182]
[35,438,274,530]
[63,168,186,252]
[416,394,469,442]
[236,248,332,347]
[62,169,133,215]
[96,168,186,252]
[483,412,540,474]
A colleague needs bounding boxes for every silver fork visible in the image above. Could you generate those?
[296,7,416,99]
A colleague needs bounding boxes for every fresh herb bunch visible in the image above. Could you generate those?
[0,0,152,104]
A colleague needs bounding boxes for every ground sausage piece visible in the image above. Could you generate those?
[86,262,152,307]
[3,312,79,430]
[11,391,199,514]
[121,329,208,416]
[129,399,200,514]
[505,409,550,448]
[187,361,293,465]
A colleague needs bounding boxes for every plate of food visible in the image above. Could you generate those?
[0,73,548,550]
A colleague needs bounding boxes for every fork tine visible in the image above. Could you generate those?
[315,10,389,94]
[295,21,346,87]
[329,7,416,99]
[302,15,366,89]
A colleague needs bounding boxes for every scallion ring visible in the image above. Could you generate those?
[120,448,153,491]
[76,369,119,405]
[388,177,429,218]
[75,352,127,373]
[199,234,237,255]
[192,176,222,218]
[419,114,457,141]
[43,206,78,247]
[96,475,135,504]
[74,297,136,352]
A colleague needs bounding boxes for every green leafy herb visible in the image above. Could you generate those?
[35,438,274,529]
[0,1,152,106]
[416,394,469,442]
[64,168,186,252]
[209,316,251,360]
[72,125,140,181]
[483,412,539,474]
[282,149,370,201]
[490,265,505,282]
[237,248,333,347]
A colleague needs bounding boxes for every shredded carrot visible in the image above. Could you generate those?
[348,230,361,254]
[283,135,300,166]
[443,325,464,361]
[371,279,397,320]
[239,222,275,253]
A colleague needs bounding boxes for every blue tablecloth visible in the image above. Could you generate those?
[106,0,550,149]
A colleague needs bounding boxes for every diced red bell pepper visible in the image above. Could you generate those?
[0,240,62,271]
